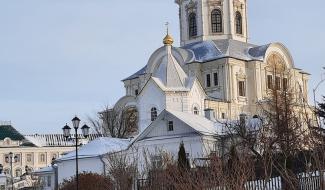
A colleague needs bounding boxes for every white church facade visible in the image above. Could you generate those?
[114,0,311,168]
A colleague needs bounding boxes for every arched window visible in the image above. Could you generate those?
[211,9,222,33]
[15,168,22,177]
[194,107,199,115]
[4,138,11,146]
[189,13,197,37]
[40,153,46,163]
[151,107,158,121]
[235,11,243,34]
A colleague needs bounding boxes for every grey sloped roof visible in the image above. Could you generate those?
[0,125,25,141]
[182,39,269,62]
[123,40,270,81]
[122,65,147,81]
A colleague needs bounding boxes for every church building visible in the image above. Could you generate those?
[113,0,310,165]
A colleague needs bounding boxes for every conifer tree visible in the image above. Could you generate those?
[177,142,190,170]
[317,96,325,125]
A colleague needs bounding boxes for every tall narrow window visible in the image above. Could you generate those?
[213,72,218,86]
[267,75,273,89]
[283,78,288,91]
[15,169,22,177]
[194,107,199,115]
[189,13,197,37]
[151,107,158,121]
[275,76,281,90]
[206,74,211,87]
[40,154,46,163]
[211,9,222,33]
[238,81,246,97]
[168,121,174,131]
[26,154,32,163]
[235,11,243,34]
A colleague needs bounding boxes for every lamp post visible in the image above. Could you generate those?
[5,152,18,190]
[313,67,325,127]
[62,116,90,190]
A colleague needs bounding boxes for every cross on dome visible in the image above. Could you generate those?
[163,22,174,45]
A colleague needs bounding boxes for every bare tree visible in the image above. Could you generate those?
[88,106,138,138]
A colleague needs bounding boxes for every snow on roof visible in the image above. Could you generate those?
[167,110,223,135]
[122,65,147,81]
[24,134,103,147]
[33,166,55,174]
[56,137,130,161]
[182,39,269,63]
[123,40,270,82]
[151,77,190,92]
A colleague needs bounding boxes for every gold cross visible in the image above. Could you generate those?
[165,22,169,34]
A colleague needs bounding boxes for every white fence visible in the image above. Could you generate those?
[138,171,325,190]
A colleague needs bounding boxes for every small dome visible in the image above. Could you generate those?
[163,34,174,45]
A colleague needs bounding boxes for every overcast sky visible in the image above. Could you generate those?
[0,0,324,134]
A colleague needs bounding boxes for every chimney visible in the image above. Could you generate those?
[204,109,216,121]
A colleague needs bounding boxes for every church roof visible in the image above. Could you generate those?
[153,46,188,88]
[122,65,147,81]
[0,125,25,141]
[123,40,270,81]
[167,110,223,135]
[182,39,270,62]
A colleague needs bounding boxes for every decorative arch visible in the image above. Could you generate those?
[188,13,197,37]
[265,51,291,91]
[264,43,295,69]
[211,9,223,33]
[4,137,11,146]
[192,104,200,115]
[235,11,242,34]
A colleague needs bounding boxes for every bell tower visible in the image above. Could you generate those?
[175,0,248,46]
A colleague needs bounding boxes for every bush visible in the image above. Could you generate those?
[59,172,112,190]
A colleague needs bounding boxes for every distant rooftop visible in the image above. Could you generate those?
[25,134,105,147]
[0,123,104,147]
[0,125,25,141]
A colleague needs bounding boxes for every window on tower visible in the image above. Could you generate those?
[206,74,211,87]
[238,81,246,97]
[189,13,197,37]
[235,11,243,34]
[214,72,219,86]
[193,107,199,115]
[211,9,223,33]
[168,121,174,131]
[151,107,158,121]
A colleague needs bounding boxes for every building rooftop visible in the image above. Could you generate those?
[0,125,25,141]
[123,39,270,81]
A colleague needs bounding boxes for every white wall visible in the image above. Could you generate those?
[137,80,166,132]
[57,157,104,184]
[0,174,6,190]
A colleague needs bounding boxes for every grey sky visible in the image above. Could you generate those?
[0,0,324,134]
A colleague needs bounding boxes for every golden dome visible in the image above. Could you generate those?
[163,34,174,45]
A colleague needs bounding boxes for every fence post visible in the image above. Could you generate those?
[320,170,325,190]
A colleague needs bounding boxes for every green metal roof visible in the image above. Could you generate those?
[0,125,25,141]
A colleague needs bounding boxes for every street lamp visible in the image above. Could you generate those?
[5,152,18,190]
[62,116,90,190]
[313,67,325,127]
